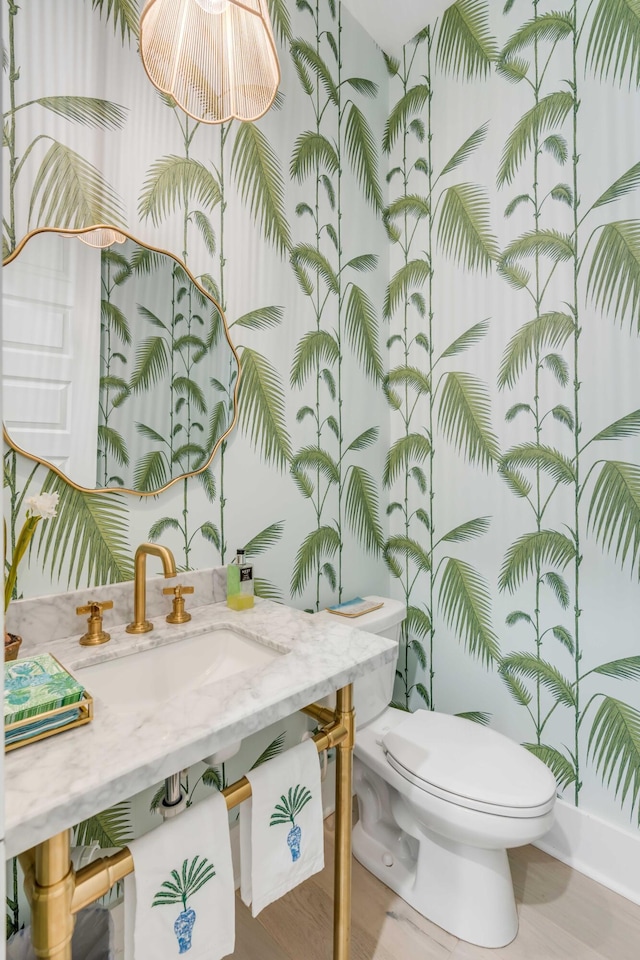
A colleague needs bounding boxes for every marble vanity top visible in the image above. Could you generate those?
[4,595,396,858]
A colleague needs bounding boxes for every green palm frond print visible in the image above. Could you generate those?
[288,0,384,610]
[74,801,132,849]
[586,0,640,87]
[382,9,500,712]
[232,122,292,257]
[270,784,313,826]
[90,0,140,43]
[437,0,498,79]
[37,471,133,587]
[588,698,640,824]
[152,856,216,910]
[3,4,640,925]
[3,0,127,251]
[493,0,640,821]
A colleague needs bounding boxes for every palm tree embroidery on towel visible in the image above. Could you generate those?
[152,856,215,953]
[269,785,313,862]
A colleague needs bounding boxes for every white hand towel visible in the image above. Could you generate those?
[240,738,324,916]
[124,792,234,960]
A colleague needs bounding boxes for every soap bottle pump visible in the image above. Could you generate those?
[226,548,254,610]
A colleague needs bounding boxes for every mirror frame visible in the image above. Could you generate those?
[2,224,241,496]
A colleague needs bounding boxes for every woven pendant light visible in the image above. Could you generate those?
[139,0,280,124]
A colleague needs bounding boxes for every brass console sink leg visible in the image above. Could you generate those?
[24,830,75,960]
[333,683,354,960]
[16,699,353,959]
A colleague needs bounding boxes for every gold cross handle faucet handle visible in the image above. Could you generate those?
[163,585,194,624]
[76,600,113,646]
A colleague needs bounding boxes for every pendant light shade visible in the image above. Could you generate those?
[139,0,281,124]
[76,227,126,248]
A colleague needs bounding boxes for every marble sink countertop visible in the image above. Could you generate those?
[4,597,396,858]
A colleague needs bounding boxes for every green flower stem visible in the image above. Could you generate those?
[5,452,18,565]
[4,450,40,596]
[11,460,40,552]
[5,514,41,612]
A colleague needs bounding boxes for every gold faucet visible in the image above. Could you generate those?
[126,543,177,634]
[77,599,113,646]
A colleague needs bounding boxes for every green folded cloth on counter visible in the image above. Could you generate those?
[4,653,85,726]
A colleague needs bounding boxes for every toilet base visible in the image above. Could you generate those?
[353,813,519,949]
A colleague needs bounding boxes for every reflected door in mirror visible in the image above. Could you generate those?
[3,235,101,488]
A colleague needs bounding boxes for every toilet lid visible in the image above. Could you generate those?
[382,711,557,817]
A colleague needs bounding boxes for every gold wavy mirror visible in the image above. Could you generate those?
[3,226,240,496]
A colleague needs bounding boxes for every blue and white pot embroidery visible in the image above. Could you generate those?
[152,856,215,953]
[173,907,197,953]
[270,785,312,862]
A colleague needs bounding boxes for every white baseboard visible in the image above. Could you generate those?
[535,798,640,905]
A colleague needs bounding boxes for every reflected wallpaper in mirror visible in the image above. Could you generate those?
[2,227,240,495]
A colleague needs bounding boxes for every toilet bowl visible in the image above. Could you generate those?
[315,596,557,948]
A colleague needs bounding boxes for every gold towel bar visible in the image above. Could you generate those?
[17,686,355,960]
[68,718,348,913]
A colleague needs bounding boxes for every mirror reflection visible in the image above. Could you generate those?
[3,227,239,495]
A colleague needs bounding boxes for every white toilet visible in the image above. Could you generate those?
[317,596,557,948]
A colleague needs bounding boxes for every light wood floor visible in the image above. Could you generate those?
[234,817,640,960]
[112,816,640,960]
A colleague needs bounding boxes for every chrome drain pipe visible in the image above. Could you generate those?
[160,772,186,818]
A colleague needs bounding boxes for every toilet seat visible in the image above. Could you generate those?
[382,710,556,818]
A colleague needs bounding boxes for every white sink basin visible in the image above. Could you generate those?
[75,625,282,710]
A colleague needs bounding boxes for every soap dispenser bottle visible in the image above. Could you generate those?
[227,548,254,610]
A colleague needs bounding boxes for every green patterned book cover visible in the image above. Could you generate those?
[4,654,85,726]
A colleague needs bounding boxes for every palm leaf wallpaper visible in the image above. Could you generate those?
[288,0,385,609]
[2,2,640,930]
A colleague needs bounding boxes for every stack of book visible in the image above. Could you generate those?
[5,653,92,751]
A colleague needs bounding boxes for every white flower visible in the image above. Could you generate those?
[26,492,59,520]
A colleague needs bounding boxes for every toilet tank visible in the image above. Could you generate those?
[315,596,406,726]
